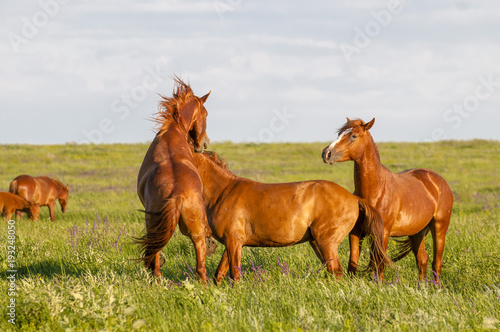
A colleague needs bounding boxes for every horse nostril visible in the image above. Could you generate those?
[326,150,331,160]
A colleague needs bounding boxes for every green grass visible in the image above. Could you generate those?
[0,140,499,331]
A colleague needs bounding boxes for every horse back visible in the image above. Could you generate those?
[9,175,39,203]
[400,168,453,215]
[398,168,453,203]
[0,192,30,210]
[383,168,453,236]
[209,179,359,246]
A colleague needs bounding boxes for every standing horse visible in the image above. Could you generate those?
[322,118,453,282]
[193,151,391,283]
[9,175,69,221]
[0,192,36,221]
[136,78,212,282]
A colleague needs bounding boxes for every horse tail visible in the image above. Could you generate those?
[357,199,392,274]
[390,238,413,262]
[9,179,18,194]
[135,195,182,269]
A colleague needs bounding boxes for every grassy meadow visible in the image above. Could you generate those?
[0,140,499,331]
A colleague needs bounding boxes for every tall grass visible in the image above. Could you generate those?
[0,141,499,331]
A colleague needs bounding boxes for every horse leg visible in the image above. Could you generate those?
[142,205,169,279]
[190,235,208,283]
[32,205,40,221]
[48,201,56,221]
[429,215,451,282]
[309,240,325,264]
[143,219,162,279]
[409,228,430,281]
[179,196,209,283]
[226,236,243,282]
[348,233,364,275]
[152,252,161,280]
[214,249,230,285]
[375,231,391,282]
[322,245,343,278]
[314,236,343,278]
[4,211,12,221]
[347,213,365,275]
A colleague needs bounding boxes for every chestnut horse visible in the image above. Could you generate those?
[322,118,453,282]
[9,175,69,221]
[136,78,212,281]
[193,151,391,283]
[0,192,36,221]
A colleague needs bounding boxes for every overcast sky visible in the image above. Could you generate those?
[1,0,499,144]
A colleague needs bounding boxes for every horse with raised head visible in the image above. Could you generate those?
[193,151,391,283]
[322,118,453,282]
[0,192,36,221]
[136,78,212,282]
[9,175,69,221]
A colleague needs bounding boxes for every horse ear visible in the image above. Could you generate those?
[364,118,375,131]
[66,184,69,191]
[346,117,351,122]
[200,91,211,104]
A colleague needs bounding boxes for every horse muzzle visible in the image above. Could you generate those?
[194,136,210,153]
[322,147,339,165]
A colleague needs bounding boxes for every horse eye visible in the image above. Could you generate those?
[351,134,358,139]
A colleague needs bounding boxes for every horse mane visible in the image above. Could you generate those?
[51,178,68,192]
[337,118,365,135]
[201,151,241,179]
[155,77,196,137]
[202,151,230,170]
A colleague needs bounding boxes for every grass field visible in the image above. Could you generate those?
[0,140,499,331]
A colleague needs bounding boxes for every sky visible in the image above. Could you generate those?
[1,0,499,144]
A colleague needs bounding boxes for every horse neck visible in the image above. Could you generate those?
[197,157,235,206]
[158,125,191,155]
[353,134,390,198]
[52,181,66,197]
[40,177,65,198]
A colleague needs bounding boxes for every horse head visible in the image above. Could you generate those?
[322,117,375,164]
[26,202,39,221]
[59,184,69,213]
[157,78,211,153]
[184,91,210,153]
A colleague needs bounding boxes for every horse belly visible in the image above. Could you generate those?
[245,185,316,246]
[246,212,312,247]
[389,199,435,237]
[389,171,442,236]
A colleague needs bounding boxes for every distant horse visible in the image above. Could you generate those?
[9,175,69,221]
[322,118,453,282]
[192,151,391,283]
[136,78,212,282]
[0,192,36,221]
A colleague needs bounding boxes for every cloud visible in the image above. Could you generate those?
[0,0,499,144]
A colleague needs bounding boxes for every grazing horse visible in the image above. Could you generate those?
[9,175,69,221]
[0,192,36,221]
[192,151,391,283]
[136,78,212,282]
[322,118,453,282]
